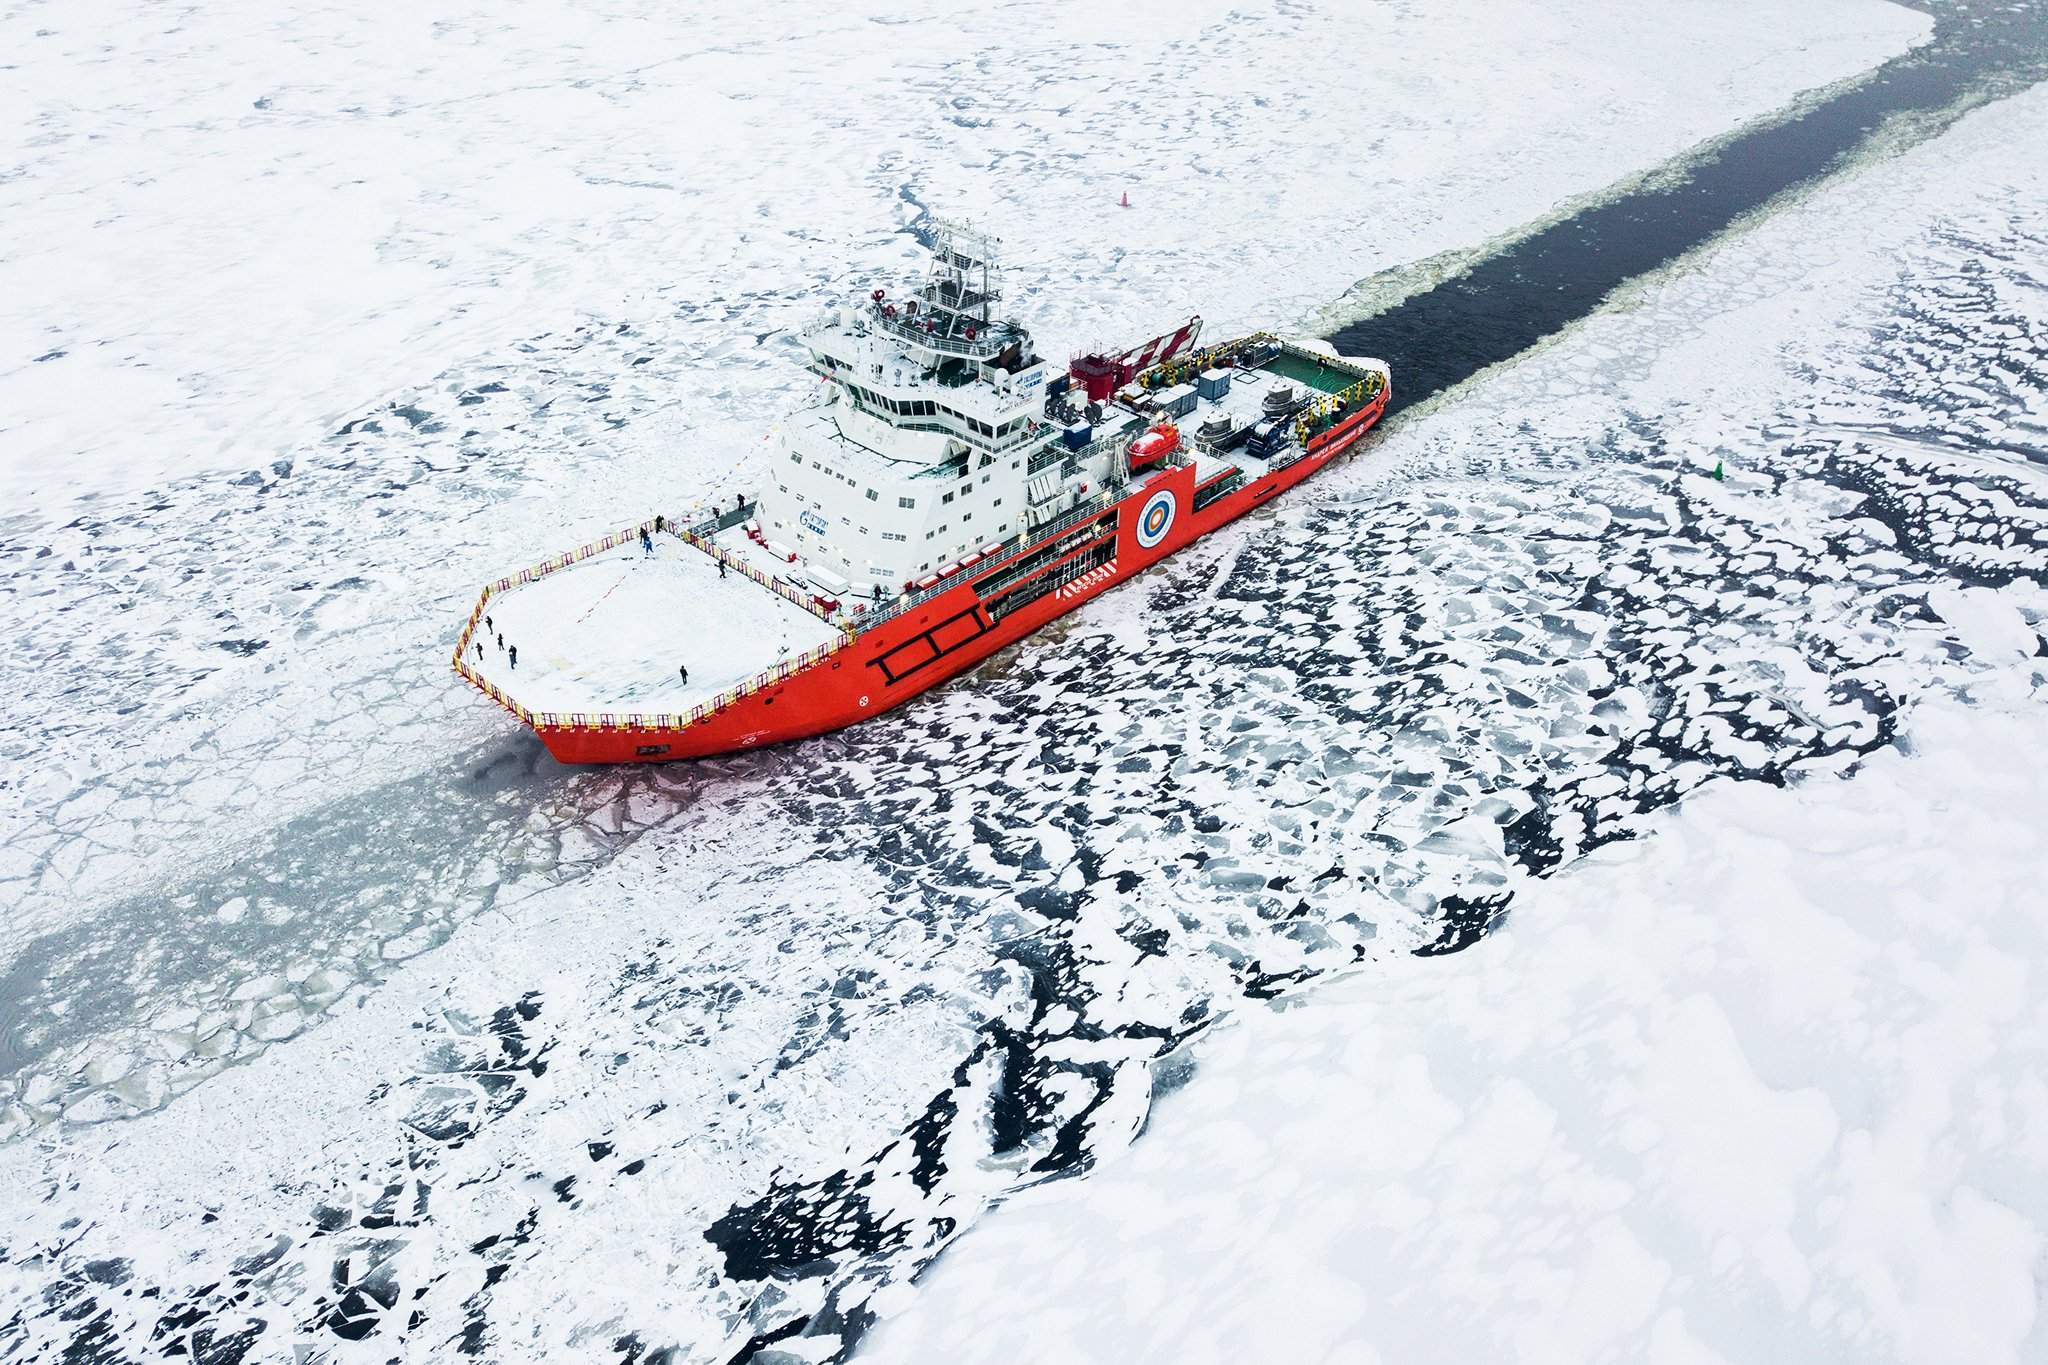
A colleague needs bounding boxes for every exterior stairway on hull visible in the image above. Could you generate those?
[1055,558,1120,601]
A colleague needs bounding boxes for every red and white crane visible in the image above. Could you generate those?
[1069,314,1203,402]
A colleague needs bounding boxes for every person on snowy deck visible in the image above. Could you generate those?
[476,642,484,661]
[508,645,517,669]
[641,528,654,557]
[497,632,504,650]
[717,559,727,579]
[679,664,689,685]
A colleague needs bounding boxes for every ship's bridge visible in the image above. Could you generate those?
[759,221,1067,590]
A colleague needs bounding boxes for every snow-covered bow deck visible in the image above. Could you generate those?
[454,521,849,731]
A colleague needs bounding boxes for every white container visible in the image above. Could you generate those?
[805,565,852,596]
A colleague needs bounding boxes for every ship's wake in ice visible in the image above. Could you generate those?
[8,119,2048,1356]
[3,3,2047,1362]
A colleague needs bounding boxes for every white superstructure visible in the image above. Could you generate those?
[758,222,1121,596]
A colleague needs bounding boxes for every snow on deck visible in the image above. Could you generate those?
[468,536,842,716]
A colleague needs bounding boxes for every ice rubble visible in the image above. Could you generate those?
[4,64,2045,1365]
[6,3,2045,1364]
[0,0,1928,1134]
[866,697,2048,1365]
[0,0,1925,510]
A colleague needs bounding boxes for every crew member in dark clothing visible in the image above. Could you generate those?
[654,515,665,533]
[485,615,493,632]
[497,632,504,650]
[679,664,689,684]
[640,528,654,558]
[508,645,517,669]
[475,642,484,661]
[717,559,727,579]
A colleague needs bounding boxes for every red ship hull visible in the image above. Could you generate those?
[533,383,1387,764]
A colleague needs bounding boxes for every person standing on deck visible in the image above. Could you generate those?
[641,527,654,558]
[717,559,727,579]
[475,642,484,662]
[509,645,517,669]
[679,664,689,685]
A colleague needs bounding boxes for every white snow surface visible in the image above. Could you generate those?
[0,0,1925,511]
[864,698,2048,1365]
[470,538,839,713]
[0,0,1932,1072]
[13,3,2048,1364]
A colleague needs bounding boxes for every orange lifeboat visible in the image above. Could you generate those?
[1128,421,1180,469]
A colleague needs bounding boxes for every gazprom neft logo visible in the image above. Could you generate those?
[1135,488,1176,549]
[800,510,828,536]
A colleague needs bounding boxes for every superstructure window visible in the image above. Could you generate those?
[898,496,915,509]
[942,492,955,504]
[866,488,878,501]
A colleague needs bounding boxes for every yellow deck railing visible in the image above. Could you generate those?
[451,515,858,735]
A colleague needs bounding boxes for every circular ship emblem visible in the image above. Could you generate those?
[1135,488,1176,550]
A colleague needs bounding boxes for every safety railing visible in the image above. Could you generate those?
[451,514,858,736]
[854,485,1125,631]
[669,526,846,626]
[871,308,1009,358]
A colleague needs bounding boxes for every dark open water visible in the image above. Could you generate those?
[1329,0,2048,413]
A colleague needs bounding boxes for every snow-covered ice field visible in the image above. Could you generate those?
[863,699,2048,1365]
[0,0,1926,511]
[7,0,2048,1361]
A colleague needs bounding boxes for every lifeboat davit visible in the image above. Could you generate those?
[1128,421,1180,469]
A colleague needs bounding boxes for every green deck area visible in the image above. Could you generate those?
[1260,348,1369,396]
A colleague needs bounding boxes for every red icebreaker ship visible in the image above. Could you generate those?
[455,222,1389,762]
